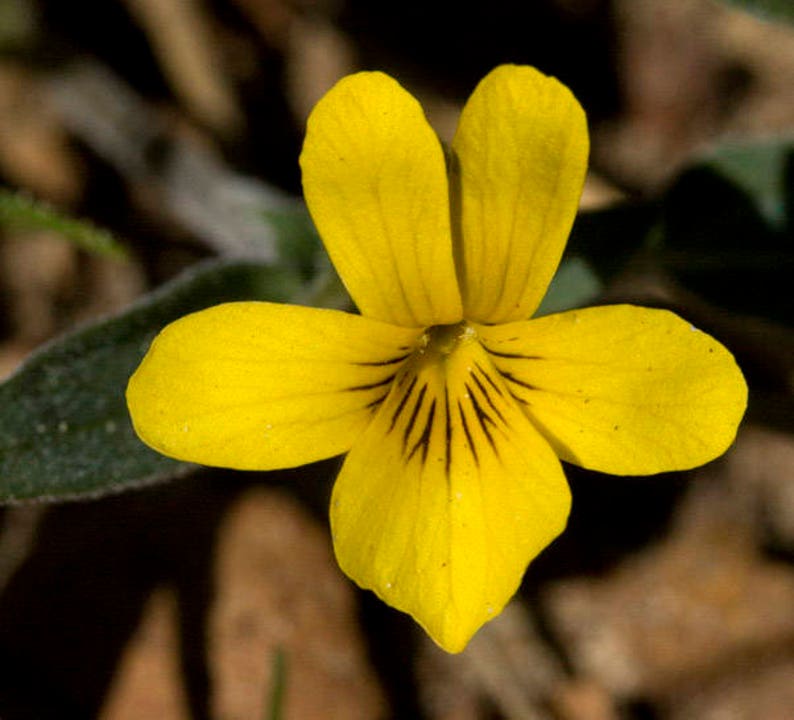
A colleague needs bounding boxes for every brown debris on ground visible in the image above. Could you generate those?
[0,1,792,718]
[545,430,794,701]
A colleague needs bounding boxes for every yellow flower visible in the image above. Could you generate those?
[126,65,747,653]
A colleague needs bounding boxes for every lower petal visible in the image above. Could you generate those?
[478,305,748,475]
[127,302,421,470]
[330,335,570,652]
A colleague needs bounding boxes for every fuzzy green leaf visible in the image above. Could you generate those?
[0,260,302,502]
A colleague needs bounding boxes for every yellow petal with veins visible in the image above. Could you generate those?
[478,305,747,475]
[330,328,570,652]
[301,72,462,328]
[452,64,589,324]
[127,302,421,470]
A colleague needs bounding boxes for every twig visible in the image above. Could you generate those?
[48,61,293,261]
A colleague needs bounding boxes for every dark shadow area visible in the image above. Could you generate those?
[271,458,429,720]
[0,458,428,719]
[357,591,427,720]
[523,465,688,673]
[528,464,688,584]
[661,165,793,327]
[341,0,619,122]
[0,470,247,719]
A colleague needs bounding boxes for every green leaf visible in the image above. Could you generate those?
[260,204,355,311]
[261,205,324,281]
[536,256,603,316]
[657,138,793,324]
[0,260,303,503]
[721,0,794,23]
[0,0,36,51]
[555,137,793,325]
[263,647,287,720]
[0,189,128,259]
[565,201,657,281]
[696,138,793,227]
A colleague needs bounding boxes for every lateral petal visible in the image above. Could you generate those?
[451,65,589,323]
[300,72,462,328]
[478,305,748,475]
[127,302,421,470]
[330,334,570,652]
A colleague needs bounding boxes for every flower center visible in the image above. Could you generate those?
[422,321,476,357]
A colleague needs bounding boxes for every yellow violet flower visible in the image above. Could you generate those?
[127,65,747,653]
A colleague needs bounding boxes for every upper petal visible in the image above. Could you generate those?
[330,333,570,652]
[451,65,589,323]
[300,72,462,328]
[478,305,748,475]
[127,302,421,470]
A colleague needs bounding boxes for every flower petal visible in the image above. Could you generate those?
[127,302,421,470]
[451,65,589,323]
[478,305,748,475]
[300,72,462,328]
[330,334,570,652]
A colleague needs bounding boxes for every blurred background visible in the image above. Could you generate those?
[0,0,792,718]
